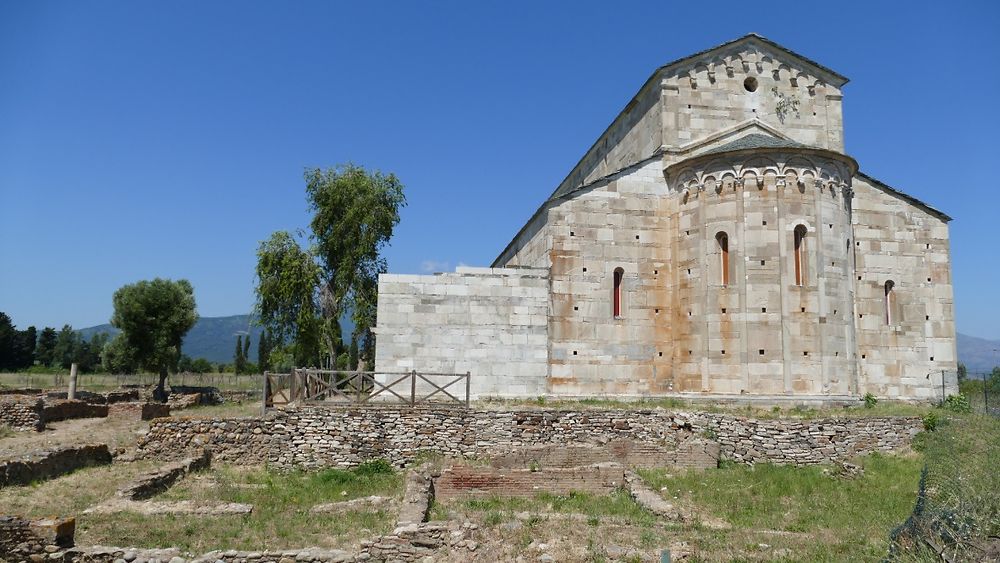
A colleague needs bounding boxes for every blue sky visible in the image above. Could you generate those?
[1,1,999,338]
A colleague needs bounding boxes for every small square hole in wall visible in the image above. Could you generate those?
[687,269,691,275]
[858,276,862,280]
[760,260,766,266]
[925,315,930,320]
[688,311,692,316]
[655,308,660,314]
[927,277,932,282]
[831,261,835,266]
[762,220,767,226]
[930,356,935,361]
[686,230,690,236]
[721,349,726,355]
[573,350,578,356]
[926,243,930,249]
[857,241,860,246]
[803,351,809,356]
[654,270,658,275]
[635,235,640,240]
[722,308,727,313]
[862,354,867,359]
[658,352,663,357]
[761,307,766,313]
[570,231,575,236]
[829,224,833,228]
[835,351,839,357]
[583,267,587,272]
[759,349,765,355]
[801,307,806,313]
[834,309,838,314]
[573,306,578,311]
[688,350,693,355]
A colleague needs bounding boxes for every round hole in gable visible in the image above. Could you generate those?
[743,76,758,92]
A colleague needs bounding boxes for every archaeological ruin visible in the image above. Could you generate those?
[374,33,957,402]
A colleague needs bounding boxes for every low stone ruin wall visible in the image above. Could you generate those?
[118,449,211,500]
[46,389,141,405]
[0,445,113,487]
[434,464,626,501]
[0,397,44,431]
[108,402,171,421]
[488,437,719,471]
[42,400,109,423]
[136,407,922,469]
[0,516,75,559]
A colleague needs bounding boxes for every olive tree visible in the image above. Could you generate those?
[110,278,197,401]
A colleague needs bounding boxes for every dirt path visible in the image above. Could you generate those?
[0,415,148,458]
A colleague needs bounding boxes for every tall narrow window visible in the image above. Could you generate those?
[884,280,895,325]
[793,225,807,286]
[716,232,730,286]
[613,267,624,318]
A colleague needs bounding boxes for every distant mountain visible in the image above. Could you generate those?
[957,332,1000,374]
[79,313,356,364]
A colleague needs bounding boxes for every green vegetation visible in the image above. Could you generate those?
[482,395,936,419]
[82,463,403,552]
[255,165,406,370]
[864,391,878,408]
[640,454,923,561]
[892,414,1000,560]
[458,489,657,528]
[110,278,198,400]
[0,313,109,373]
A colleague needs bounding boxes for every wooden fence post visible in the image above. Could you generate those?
[465,371,471,407]
[262,371,270,416]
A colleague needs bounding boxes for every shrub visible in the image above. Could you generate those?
[863,392,878,408]
[922,411,940,432]
[354,458,395,476]
[942,393,971,414]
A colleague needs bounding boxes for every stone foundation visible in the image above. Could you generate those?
[108,402,171,421]
[135,406,921,469]
[118,449,211,500]
[42,400,109,423]
[0,516,75,559]
[0,445,113,488]
[434,463,626,501]
[0,397,44,431]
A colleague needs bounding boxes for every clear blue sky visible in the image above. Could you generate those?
[1,1,999,338]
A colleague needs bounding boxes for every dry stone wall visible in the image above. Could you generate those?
[0,445,112,487]
[42,400,109,423]
[136,407,921,469]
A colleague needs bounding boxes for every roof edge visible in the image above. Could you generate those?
[855,171,953,223]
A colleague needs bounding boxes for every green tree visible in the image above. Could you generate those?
[111,278,198,401]
[234,334,245,374]
[178,354,194,373]
[102,334,138,374]
[348,336,359,371]
[35,327,58,367]
[52,325,78,369]
[305,164,406,367]
[243,335,251,372]
[254,230,322,367]
[957,362,967,382]
[191,358,213,374]
[257,330,273,372]
[0,312,14,369]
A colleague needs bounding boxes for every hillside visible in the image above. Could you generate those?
[956,332,1000,374]
[79,315,264,364]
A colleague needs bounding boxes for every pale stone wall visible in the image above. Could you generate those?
[851,175,957,399]
[373,267,549,398]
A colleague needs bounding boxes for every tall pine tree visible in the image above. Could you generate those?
[234,335,245,375]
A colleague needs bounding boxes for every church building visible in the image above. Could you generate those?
[373,34,956,403]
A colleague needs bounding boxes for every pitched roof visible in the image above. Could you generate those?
[856,172,952,222]
[697,133,809,157]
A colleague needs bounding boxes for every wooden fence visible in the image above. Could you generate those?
[263,368,470,411]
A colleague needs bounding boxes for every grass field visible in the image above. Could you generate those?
[0,371,261,392]
[84,462,403,552]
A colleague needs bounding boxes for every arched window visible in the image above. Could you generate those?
[613,267,624,318]
[793,225,807,286]
[716,232,730,286]
[884,280,895,325]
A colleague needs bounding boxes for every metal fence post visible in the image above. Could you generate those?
[411,370,417,405]
[942,370,946,403]
[985,372,990,414]
[262,371,270,416]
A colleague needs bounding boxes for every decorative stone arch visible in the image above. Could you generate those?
[782,156,818,178]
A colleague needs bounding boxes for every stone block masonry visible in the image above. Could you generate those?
[136,406,921,469]
[42,400,109,423]
[0,516,75,559]
[0,445,113,487]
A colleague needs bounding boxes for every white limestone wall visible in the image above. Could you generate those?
[373,267,549,399]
